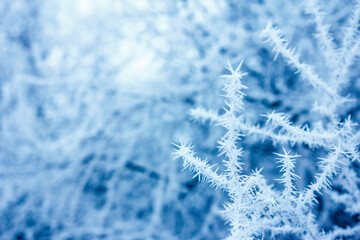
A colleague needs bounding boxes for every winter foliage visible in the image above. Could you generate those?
[175,0,360,239]
[1,0,360,239]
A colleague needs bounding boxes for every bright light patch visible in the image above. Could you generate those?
[133,0,149,10]
[78,0,92,15]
